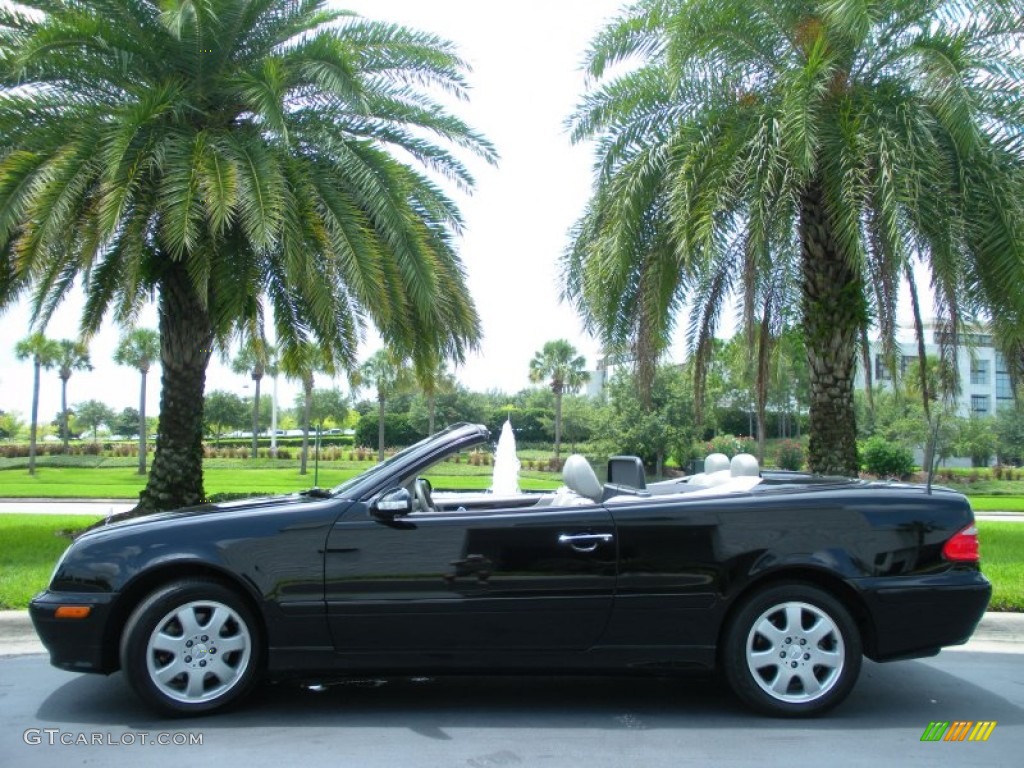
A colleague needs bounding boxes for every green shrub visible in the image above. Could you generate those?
[774,440,805,471]
[702,434,756,459]
[862,436,914,479]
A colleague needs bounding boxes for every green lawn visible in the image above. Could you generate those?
[0,515,1019,612]
[967,496,1024,512]
[0,514,102,610]
[978,522,1024,612]
[0,464,563,499]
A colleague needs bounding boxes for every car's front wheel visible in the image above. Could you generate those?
[120,579,262,716]
[721,583,862,717]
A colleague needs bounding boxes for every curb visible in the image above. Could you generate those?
[2,609,1021,659]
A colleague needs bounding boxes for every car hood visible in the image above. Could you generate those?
[82,493,331,537]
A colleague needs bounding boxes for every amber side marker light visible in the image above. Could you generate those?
[54,606,91,619]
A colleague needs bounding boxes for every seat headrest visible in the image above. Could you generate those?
[730,453,760,477]
[704,453,730,474]
[562,454,603,502]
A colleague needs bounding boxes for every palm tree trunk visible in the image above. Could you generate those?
[859,324,875,415]
[60,376,69,452]
[554,390,563,461]
[138,369,147,475]
[428,392,436,435]
[300,375,313,475]
[905,264,931,420]
[377,391,386,462]
[906,264,934,474]
[755,308,771,464]
[800,179,862,476]
[136,262,213,514]
[28,358,40,476]
[251,375,261,459]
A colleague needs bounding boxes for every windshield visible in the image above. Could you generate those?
[329,424,487,497]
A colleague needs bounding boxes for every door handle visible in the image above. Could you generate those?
[558,533,613,552]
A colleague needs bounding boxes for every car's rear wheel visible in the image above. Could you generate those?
[722,583,862,717]
[120,579,261,716]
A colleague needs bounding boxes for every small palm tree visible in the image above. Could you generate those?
[114,329,160,474]
[14,333,60,474]
[529,340,590,460]
[279,342,336,475]
[55,340,92,452]
[232,338,275,460]
[359,349,413,460]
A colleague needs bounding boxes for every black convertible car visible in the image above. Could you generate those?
[30,423,991,717]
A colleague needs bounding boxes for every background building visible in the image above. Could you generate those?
[854,322,1014,417]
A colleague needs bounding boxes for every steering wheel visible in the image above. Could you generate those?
[414,477,435,513]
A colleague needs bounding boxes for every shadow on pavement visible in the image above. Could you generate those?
[32,655,1024,735]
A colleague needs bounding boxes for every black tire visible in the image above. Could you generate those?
[721,583,862,717]
[120,579,262,716]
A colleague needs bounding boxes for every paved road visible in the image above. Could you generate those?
[1,649,1021,768]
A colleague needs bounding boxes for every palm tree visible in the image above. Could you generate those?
[0,0,492,513]
[415,356,457,435]
[14,333,59,475]
[232,338,275,459]
[565,0,1024,475]
[279,341,335,476]
[114,328,160,475]
[55,340,92,452]
[528,340,589,460]
[359,349,412,461]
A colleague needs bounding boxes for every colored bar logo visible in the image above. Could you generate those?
[920,721,997,742]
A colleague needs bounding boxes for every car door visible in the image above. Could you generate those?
[324,500,616,655]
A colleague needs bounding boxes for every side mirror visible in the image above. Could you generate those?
[371,487,412,521]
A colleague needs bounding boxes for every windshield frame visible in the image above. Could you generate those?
[329,422,491,500]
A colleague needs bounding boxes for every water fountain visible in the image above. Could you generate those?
[490,419,521,495]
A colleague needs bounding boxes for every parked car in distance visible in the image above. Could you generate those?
[30,423,990,717]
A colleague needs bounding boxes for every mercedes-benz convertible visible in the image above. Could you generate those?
[30,422,991,717]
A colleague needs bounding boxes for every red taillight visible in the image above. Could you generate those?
[942,524,980,562]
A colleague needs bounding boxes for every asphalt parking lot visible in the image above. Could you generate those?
[2,611,1022,768]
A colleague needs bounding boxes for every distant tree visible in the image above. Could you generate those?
[55,340,92,452]
[114,329,160,474]
[232,339,275,460]
[76,400,115,442]
[112,407,143,440]
[604,366,696,477]
[528,340,589,459]
[0,410,25,440]
[203,391,248,446]
[996,407,1024,466]
[303,388,349,431]
[355,410,419,450]
[15,334,60,474]
[359,350,414,461]
[49,409,74,441]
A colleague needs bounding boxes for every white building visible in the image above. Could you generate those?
[854,323,1014,417]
